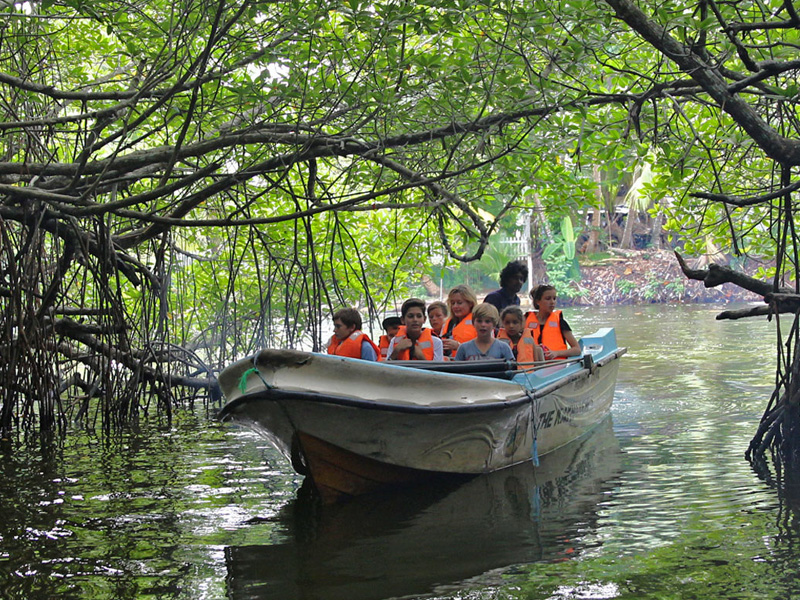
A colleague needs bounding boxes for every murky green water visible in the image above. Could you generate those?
[1,304,795,599]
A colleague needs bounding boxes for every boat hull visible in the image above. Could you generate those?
[218,328,624,501]
[294,432,465,502]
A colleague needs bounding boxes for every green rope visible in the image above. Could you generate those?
[239,367,259,393]
[238,355,274,393]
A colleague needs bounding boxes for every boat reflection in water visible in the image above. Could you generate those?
[224,417,621,600]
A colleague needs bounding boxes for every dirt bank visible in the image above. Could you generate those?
[547,249,763,307]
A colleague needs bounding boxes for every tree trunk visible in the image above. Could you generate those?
[584,165,604,254]
[420,274,440,297]
[527,193,550,283]
[650,211,664,249]
[620,205,636,249]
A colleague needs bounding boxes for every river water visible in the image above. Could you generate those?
[1,304,796,599]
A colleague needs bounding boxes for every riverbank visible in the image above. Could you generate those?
[545,249,763,307]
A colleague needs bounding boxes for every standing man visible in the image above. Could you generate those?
[483,260,529,312]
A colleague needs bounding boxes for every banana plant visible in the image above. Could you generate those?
[543,216,577,260]
[542,216,582,290]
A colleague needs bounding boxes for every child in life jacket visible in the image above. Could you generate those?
[426,300,449,337]
[454,303,515,362]
[498,306,544,363]
[327,307,380,360]
[440,284,478,358]
[377,316,402,361]
[387,298,443,360]
[525,285,581,360]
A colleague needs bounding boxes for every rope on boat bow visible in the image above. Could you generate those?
[238,355,274,393]
[526,390,540,467]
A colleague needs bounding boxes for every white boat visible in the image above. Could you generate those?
[218,328,625,502]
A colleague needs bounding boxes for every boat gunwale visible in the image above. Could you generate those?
[530,348,626,398]
[218,348,626,419]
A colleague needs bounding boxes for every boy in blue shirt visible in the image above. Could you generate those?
[455,303,515,362]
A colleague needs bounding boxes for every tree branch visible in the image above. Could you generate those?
[675,250,790,296]
[604,0,800,165]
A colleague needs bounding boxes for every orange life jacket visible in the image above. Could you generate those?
[441,313,476,343]
[526,310,568,356]
[379,325,408,361]
[441,313,476,359]
[327,330,380,360]
[377,335,391,361]
[392,328,436,360]
[496,327,537,363]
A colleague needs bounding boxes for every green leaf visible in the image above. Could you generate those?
[564,240,576,260]
[561,216,575,244]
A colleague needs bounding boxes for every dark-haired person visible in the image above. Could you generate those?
[498,305,544,363]
[387,298,443,361]
[484,260,528,313]
[525,285,580,360]
[327,307,380,360]
[377,315,403,361]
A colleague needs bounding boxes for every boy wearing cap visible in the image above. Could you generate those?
[377,315,403,361]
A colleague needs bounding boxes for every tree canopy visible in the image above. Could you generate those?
[3,0,800,452]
